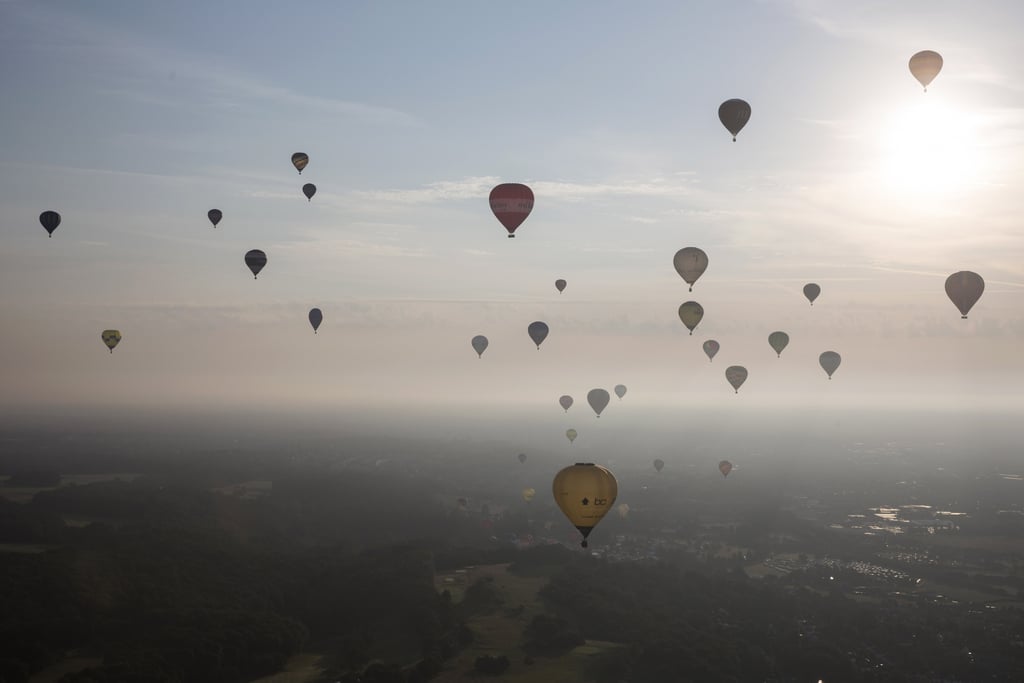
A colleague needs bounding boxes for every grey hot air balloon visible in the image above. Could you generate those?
[39,211,61,237]
[518,453,527,464]
[208,209,222,227]
[302,183,317,201]
[587,388,610,418]
[803,283,821,306]
[909,50,943,91]
[653,458,664,473]
[768,331,790,358]
[703,339,720,362]
[559,395,573,412]
[527,321,549,349]
[471,335,489,358]
[614,384,627,400]
[944,271,984,319]
[718,99,751,141]
[725,366,748,394]
[678,301,704,335]
[244,250,267,279]
[308,308,323,334]
[291,152,309,174]
[819,351,841,379]
[673,247,708,292]
[555,279,567,293]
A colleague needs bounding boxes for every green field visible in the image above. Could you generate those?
[433,563,619,683]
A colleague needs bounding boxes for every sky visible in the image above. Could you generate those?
[1,0,1022,425]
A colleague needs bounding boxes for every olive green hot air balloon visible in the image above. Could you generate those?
[552,463,618,548]
[909,50,943,91]
[768,331,790,358]
[673,247,708,292]
[678,301,704,335]
[566,428,578,444]
[819,351,841,379]
[101,330,122,354]
[944,271,984,319]
[725,366,747,394]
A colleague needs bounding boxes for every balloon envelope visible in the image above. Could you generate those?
[768,331,790,358]
[566,429,578,444]
[291,152,309,174]
[718,99,751,140]
[489,183,534,237]
[559,395,573,412]
[653,458,664,473]
[909,50,943,90]
[39,211,61,237]
[101,329,121,354]
[244,250,267,279]
[522,488,536,502]
[678,301,704,335]
[819,351,841,379]
[555,278,567,293]
[527,321,549,349]
[673,247,708,291]
[945,271,984,318]
[587,389,610,418]
[302,183,316,201]
[614,384,627,399]
[471,335,489,358]
[725,366,748,393]
[803,283,821,305]
[552,463,618,547]
[703,339,720,362]
[518,453,527,464]
[308,308,323,333]
[719,460,733,478]
[616,503,630,518]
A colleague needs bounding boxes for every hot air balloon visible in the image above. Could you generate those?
[527,321,549,349]
[678,301,704,335]
[101,329,121,354]
[616,503,630,518]
[768,331,790,358]
[302,183,316,201]
[909,50,943,91]
[208,209,222,228]
[522,488,536,502]
[673,247,708,292]
[291,152,309,174]
[703,339,720,362]
[587,389,610,418]
[653,458,665,473]
[518,453,527,464]
[552,463,618,548]
[945,271,984,319]
[244,250,267,279]
[718,99,751,141]
[559,395,573,412]
[566,429,578,444]
[471,335,489,358]
[719,460,733,478]
[39,211,60,238]
[803,283,821,306]
[725,366,748,394]
[819,351,841,379]
[614,384,627,400]
[555,278,567,293]
[309,308,323,334]
[489,183,534,238]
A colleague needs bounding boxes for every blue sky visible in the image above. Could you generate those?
[1,0,1022,418]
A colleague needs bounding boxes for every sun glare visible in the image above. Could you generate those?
[877,99,983,196]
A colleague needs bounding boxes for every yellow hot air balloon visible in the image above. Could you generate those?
[522,488,536,502]
[909,50,943,91]
[552,463,618,548]
[101,330,122,354]
[566,428,578,444]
